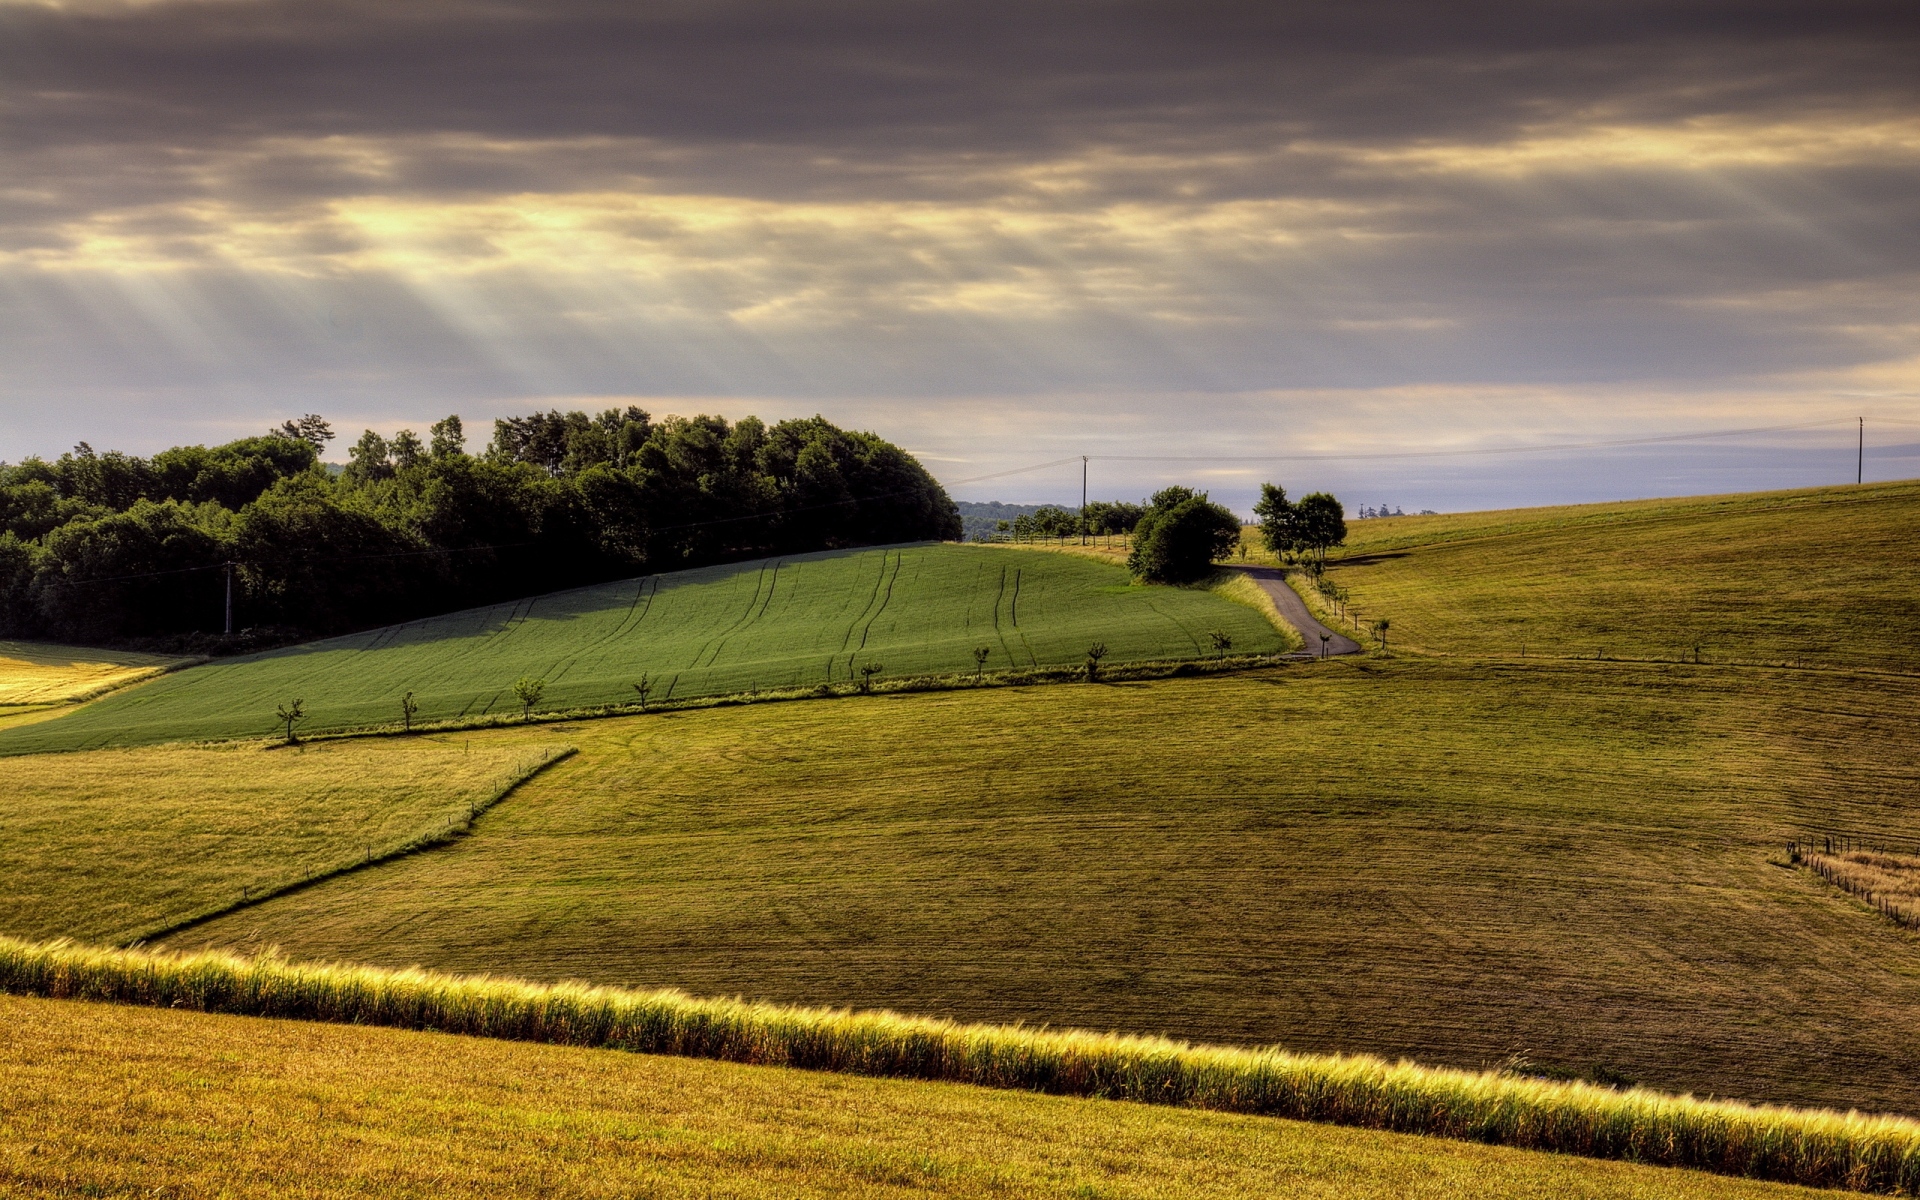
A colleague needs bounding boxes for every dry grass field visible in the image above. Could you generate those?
[1313,480,1920,670]
[169,657,1920,1115]
[0,738,568,945]
[0,993,1850,1199]
[0,640,191,734]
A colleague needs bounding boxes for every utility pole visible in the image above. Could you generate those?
[223,561,234,635]
[1081,455,1088,544]
[1858,417,1864,485]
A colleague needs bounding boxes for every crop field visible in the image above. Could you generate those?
[169,657,1920,1115]
[1313,480,1920,670]
[0,639,186,714]
[0,993,1848,1199]
[0,543,1291,755]
[0,738,568,945]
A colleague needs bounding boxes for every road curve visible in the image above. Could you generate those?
[1236,565,1363,658]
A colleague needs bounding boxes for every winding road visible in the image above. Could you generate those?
[1237,566,1363,658]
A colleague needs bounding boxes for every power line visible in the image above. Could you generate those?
[1083,416,1858,464]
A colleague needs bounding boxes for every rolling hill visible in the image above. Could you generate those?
[0,993,1838,1199]
[0,542,1292,754]
[166,656,1920,1115]
[0,738,567,945]
[1312,479,1920,670]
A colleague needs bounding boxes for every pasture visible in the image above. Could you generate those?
[168,657,1920,1115]
[0,543,1292,754]
[1313,479,1920,669]
[0,992,1849,1199]
[0,738,567,945]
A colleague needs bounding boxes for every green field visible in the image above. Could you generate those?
[0,543,1292,755]
[0,993,1845,1199]
[166,656,1920,1115]
[0,738,568,945]
[1315,480,1920,670]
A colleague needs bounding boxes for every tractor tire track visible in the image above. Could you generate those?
[846,552,904,677]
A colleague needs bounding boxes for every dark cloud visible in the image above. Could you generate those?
[2,0,1917,507]
[5,1,1917,193]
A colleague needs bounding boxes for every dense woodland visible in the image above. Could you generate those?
[0,410,959,648]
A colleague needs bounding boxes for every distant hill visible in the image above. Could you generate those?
[954,500,1047,542]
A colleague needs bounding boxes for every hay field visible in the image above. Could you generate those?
[1318,480,1920,669]
[0,639,187,711]
[0,543,1290,754]
[0,993,1845,1199]
[0,738,568,945]
[171,658,1920,1115]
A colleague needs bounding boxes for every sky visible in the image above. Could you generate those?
[2,0,1917,513]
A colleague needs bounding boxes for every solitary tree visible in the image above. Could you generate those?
[275,699,305,744]
[1318,631,1331,659]
[859,662,884,693]
[1374,618,1391,655]
[972,646,991,683]
[1253,482,1298,556]
[633,674,653,710]
[1295,493,1348,564]
[400,690,418,732]
[513,676,546,719]
[1207,630,1234,660]
[1085,642,1108,682]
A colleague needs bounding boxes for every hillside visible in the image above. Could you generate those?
[1314,479,1920,670]
[167,657,1920,1115]
[0,993,1846,1199]
[0,543,1292,754]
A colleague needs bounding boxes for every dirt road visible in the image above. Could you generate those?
[1237,566,1363,657]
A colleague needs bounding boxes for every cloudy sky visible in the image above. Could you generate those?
[3,0,1917,511]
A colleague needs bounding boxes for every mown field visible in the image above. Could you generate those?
[0,993,1847,1199]
[0,543,1291,754]
[1313,479,1920,670]
[0,738,568,945]
[166,657,1920,1115]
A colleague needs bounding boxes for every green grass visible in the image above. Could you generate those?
[0,738,569,945]
[164,658,1920,1116]
[0,996,1843,1200]
[0,543,1291,755]
[0,945,1884,1194]
[1314,479,1920,669]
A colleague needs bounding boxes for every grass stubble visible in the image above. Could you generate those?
[162,658,1920,1116]
[0,738,571,945]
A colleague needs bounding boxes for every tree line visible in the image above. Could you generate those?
[0,409,959,648]
[985,483,1348,585]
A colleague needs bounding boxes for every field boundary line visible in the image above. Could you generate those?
[117,747,578,948]
[5,938,1920,1194]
